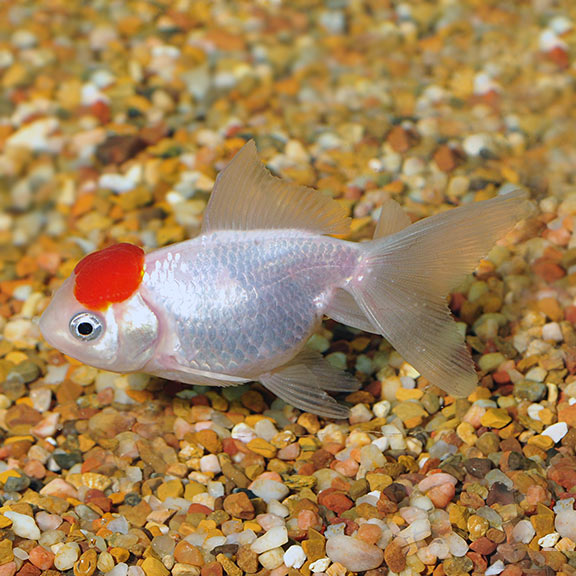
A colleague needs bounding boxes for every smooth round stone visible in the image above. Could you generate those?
[52,542,80,571]
[325,535,384,572]
[250,526,288,554]
[108,564,129,576]
[283,545,306,569]
[555,509,576,540]
[258,548,284,570]
[512,519,536,544]
[3,511,41,540]
[249,478,289,503]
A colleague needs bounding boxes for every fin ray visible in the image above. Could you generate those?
[350,188,530,397]
[374,198,412,238]
[202,141,351,235]
[259,350,356,418]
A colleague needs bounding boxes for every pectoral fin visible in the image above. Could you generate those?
[153,356,250,388]
[202,140,351,235]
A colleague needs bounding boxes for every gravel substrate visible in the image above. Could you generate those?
[1,1,576,576]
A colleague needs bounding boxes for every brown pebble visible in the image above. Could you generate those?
[223,492,255,520]
[196,429,222,453]
[16,564,41,576]
[201,562,223,576]
[384,539,406,573]
[236,545,259,574]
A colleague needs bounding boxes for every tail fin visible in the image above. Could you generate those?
[348,188,531,397]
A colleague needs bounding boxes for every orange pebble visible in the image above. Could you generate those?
[357,523,382,545]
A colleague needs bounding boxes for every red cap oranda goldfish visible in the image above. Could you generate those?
[40,141,530,418]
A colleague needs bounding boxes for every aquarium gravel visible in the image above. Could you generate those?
[1,1,576,576]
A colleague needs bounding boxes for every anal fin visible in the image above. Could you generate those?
[259,350,359,419]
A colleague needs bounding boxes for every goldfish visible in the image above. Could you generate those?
[40,141,529,418]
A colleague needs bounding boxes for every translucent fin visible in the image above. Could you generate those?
[326,199,411,331]
[259,351,358,419]
[152,359,249,388]
[326,288,379,333]
[202,140,351,235]
[350,188,530,397]
[374,198,412,239]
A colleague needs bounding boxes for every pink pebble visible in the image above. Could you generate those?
[23,460,46,479]
[426,484,456,508]
[332,458,359,477]
[0,562,16,576]
[269,566,289,576]
[35,511,63,531]
[418,473,458,493]
[29,546,55,570]
[253,471,283,482]
[462,405,486,428]
[277,443,300,460]
[256,513,285,530]
[297,509,320,531]
[40,478,78,499]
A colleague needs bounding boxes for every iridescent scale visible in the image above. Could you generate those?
[142,230,360,378]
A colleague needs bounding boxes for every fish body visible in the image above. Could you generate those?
[142,230,359,380]
[40,141,530,417]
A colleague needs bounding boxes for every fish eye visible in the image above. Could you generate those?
[69,312,104,342]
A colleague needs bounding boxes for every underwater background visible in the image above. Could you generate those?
[1,1,576,575]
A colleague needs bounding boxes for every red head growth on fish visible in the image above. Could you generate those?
[73,243,145,310]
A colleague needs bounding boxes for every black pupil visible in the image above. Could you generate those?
[77,322,94,336]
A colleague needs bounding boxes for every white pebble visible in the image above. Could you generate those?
[108,563,129,576]
[463,133,494,157]
[555,509,576,540]
[538,532,560,548]
[525,366,547,382]
[52,542,80,571]
[6,118,59,152]
[4,511,41,540]
[310,558,331,573]
[254,419,278,441]
[398,518,431,543]
[512,519,536,544]
[542,322,563,342]
[99,173,137,194]
[325,535,383,572]
[251,526,288,554]
[207,481,224,499]
[200,454,221,474]
[371,436,389,452]
[268,500,289,518]
[258,547,285,570]
[349,403,373,424]
[284,545,307,569]
[527,403,544,421]
[231,423,257,443]
[359,444,386,471]
[30,388,52,412]
[486,559,506,575]
[542,422,568,443]
[372,400,391,418]
[249,478,290,503]
[380,424,406,450]
[446,531,469,557]
[539,29,567,52]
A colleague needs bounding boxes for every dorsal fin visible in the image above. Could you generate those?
[201,140,351,235]
[373,198,411,238]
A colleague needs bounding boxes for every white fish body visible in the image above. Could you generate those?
[40,141,529,418]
